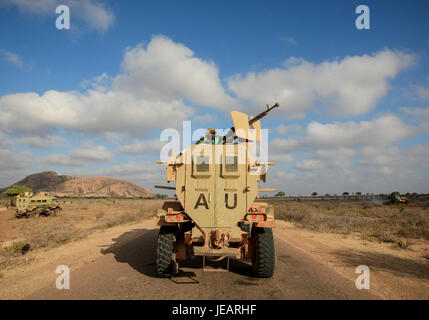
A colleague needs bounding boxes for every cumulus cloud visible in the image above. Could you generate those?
[3,0,115,32]
[37,143,113,167]
[114,36,236,109]
[295,159,325,170]
[302,115,415,148]
[274,124,302,135]
[228,49,415,117]
[315,148,357,168]
[0,149,32,170]
[0,36,241,137]
[269,115,415,168]
[0,89,192,136]
[13,135,65,149]
[118,139,164,155]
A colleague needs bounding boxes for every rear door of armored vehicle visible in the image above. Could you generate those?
[213,143,247,228]
[183,143,248,229]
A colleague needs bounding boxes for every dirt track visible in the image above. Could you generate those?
[1,219,428,300]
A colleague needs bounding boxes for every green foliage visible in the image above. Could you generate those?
[275,191,286,197]
[3,242,27,257]
[356,192,362,196]
[398,203,406,213]
[311,192,318,196]
[343,192,349,196]
[156,194,168,199]
[2,185,32,197]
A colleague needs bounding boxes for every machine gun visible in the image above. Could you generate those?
[223,102,279,143]
[249,102,279,126]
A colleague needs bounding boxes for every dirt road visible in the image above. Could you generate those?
[1,219,427,300]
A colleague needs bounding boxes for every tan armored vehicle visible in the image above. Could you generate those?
[14,192,61,218]
[155,103,279,277]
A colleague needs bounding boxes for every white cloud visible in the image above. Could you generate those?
[3,0,115,32]
[315,148,356,168]
[114,36,236,109]
[0,149,32,170]
[37,143,113,167]
[0,49,24,68]
[0,89,192,136]
[274,124,302,135]
[118,139,164,155]
[0,36,242,137]
[13,135,65,149]
[69,144,113,162]
[303,115,415,148]
[295,159,325,170]
[228,49,415,117]
[402,106,429,118]
[37,154,88,167]
[270,153,294,163]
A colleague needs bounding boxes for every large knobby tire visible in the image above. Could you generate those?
[156,226,177,277]
[252,227,275,278]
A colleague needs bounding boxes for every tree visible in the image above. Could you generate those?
[356,192,362,196]
[311,192,318,196]
[342,192,349,196]
[275,191,286,197]
[3,185,32,197]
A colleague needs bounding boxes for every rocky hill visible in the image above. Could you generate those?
[1,171,155,198]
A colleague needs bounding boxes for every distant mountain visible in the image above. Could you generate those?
[1,171,155,198]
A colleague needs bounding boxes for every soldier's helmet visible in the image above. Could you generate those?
[207,128,216,136]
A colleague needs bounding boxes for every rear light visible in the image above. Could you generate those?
[245,214,266,221]
[165,213,186,222]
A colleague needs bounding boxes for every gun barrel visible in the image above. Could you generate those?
[249,102,279,125]
[223,102,279,143]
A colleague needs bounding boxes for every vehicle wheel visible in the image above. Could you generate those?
[156,226,177,277]
[252,227,275,278]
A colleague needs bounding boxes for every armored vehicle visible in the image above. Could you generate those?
[387,192,408,205]
[155,103,279,277]
[14,191,61,218]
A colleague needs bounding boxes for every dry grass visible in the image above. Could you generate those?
[0,200,9,208]
[0,198,164,270]
[268,199,429,246]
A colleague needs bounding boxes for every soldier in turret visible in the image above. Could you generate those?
[197,128,221,144]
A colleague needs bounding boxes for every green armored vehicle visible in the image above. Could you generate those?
[155,103,279,277]
[387,192,408,205]
[14,191,61,218]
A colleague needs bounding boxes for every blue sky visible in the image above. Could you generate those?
[0,0,428,195]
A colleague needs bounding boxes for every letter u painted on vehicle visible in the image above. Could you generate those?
[225,193,237,209]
